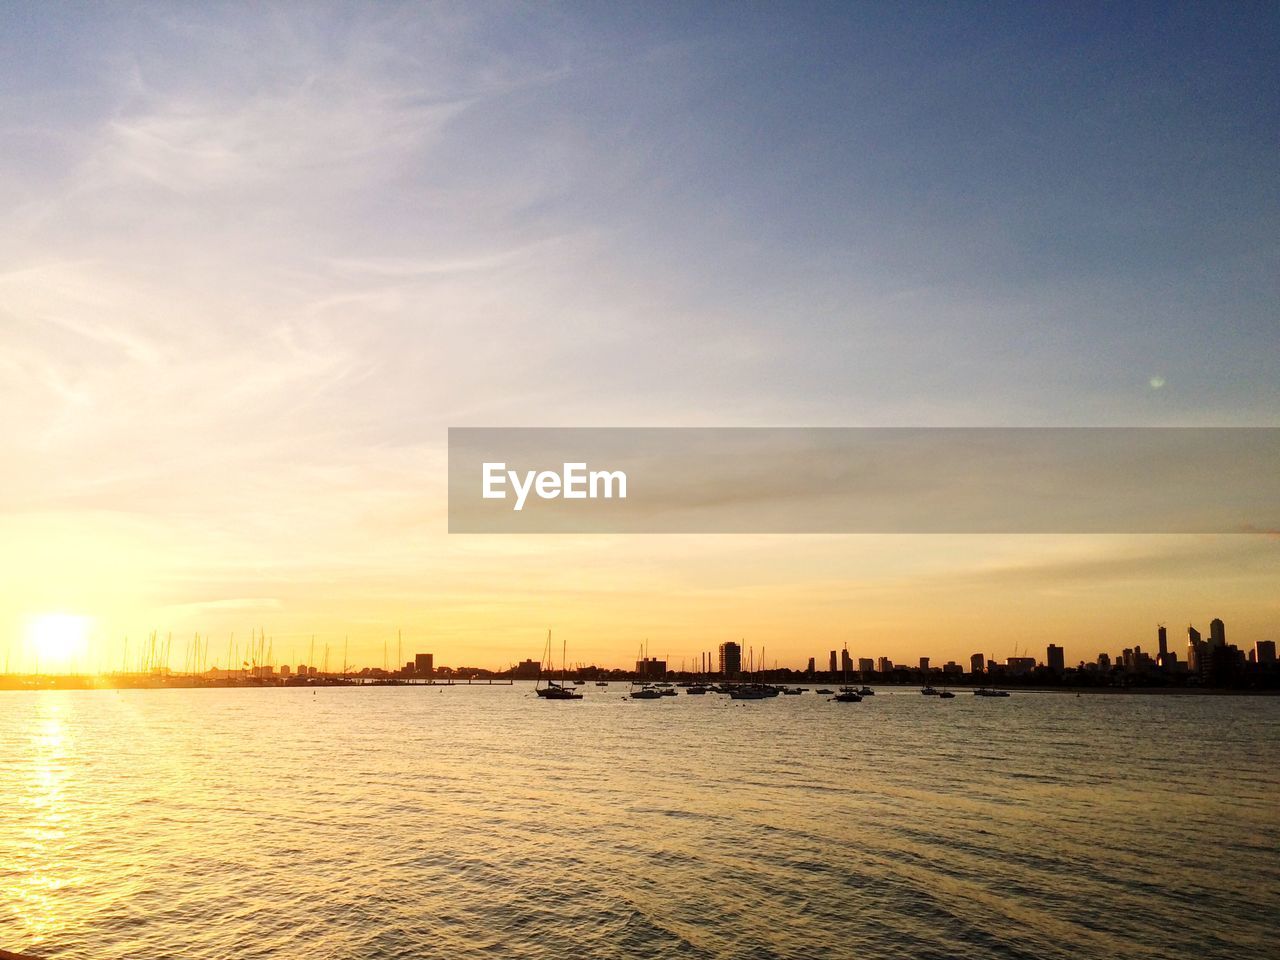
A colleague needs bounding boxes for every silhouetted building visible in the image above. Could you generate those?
[918,657,930,671]
[1157,625,1168,658]
[1005,657,1036,675]
[1047,644,1065,673]
[719,642,741,678]
[806,657,816,673]
[280,664,292,677]
[876,657,893,673]
[1097,652,1111,669]
[1257,640,1277,665]
[637,657,667,679]
[513,658,541,679]
[841,649,853,673]
[1119,646,1152,672]
[828,650,838,673]
[1209,618,1226,647]
[970,653,985,674]
[858,657,874,674]
[415,653,434,677]
[1202,642,1244,686]
[942,661,963,676]
[1187,625,1205,673]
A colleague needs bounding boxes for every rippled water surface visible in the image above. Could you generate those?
[2,686,1277,959]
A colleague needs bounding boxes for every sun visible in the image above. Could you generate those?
[25,613,92,671]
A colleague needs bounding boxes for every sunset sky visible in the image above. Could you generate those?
[2,3,1277,673]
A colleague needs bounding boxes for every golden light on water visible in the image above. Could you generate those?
[24,614,93,673]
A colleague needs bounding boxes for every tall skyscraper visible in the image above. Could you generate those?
[806,657,816,673]
[970,653,985,674]
[1187,625,1204,672]
[829,650,838,673]
[1157,625,1168,657]
[1047,644,1065,673]
[1209,618,1226,647]
[1256,640,1276,665]
[841,649,853,673]
[718,641,742,678]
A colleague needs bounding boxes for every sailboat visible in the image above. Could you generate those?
[729,644,776,699]
[830,643,861,702]
[535,631,582,700]
[628,643,663,699]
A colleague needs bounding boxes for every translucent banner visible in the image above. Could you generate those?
[447,428,1280,534]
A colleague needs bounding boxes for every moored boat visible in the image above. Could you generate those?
[534,631,583,701]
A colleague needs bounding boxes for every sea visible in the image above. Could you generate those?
[1,684,1277,959]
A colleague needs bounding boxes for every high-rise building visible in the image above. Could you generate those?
[1047,644,1065,673]
[970,653,985,674]
[806,657,816,674]
[876,657,893,673]
[918,657,930,671]
[828,650,838,674]
[1157,625,1168,657]
[415,653,434,677]
[719,642,742,678]
[1257,640,1277,665]
[1209,618,1226,647]
[858,658,875,674]
[1187,626,1204,672]
[841,649,853,673]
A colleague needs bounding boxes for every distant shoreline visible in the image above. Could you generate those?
[0,678,1275,696]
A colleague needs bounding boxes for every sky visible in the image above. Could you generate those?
[2,2,1277,673]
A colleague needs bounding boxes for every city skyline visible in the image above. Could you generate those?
[8,611,1276,683]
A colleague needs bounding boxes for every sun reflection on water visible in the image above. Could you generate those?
[5,698,73,947]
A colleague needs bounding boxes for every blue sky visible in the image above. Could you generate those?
[1,2,1276,666]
